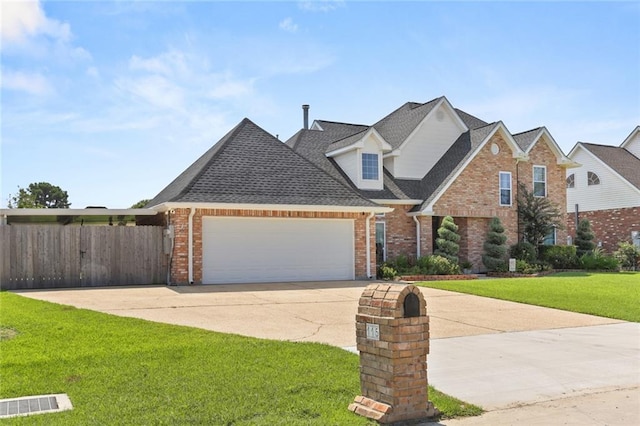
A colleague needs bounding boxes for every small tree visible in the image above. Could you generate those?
[517,183,563,255]
[434,216,460,264]
[8,182,70,208]
[575,219,595,257]
[483,217,508,272]
[130,199,151,208]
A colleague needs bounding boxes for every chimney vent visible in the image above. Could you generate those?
[302,104,310,130]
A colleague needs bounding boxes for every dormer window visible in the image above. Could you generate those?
[362,153,379,180]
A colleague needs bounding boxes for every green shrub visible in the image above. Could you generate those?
[613,242,640,271]
[482,217,508,272]
[510,241,537,263]
[391,254,415,273]
[540,245,579,269]
[516,260,542,274]
[435,216,461,264]
[575,219,595,257]
[416,255,460,275]
[580,248,618,271]
[377,263,398,280]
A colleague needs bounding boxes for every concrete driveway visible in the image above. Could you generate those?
[13,281,640,425]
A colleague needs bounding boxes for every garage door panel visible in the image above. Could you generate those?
[202,217,354,284]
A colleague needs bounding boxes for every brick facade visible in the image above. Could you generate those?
[517,138,568,245]
[377,134,568,272]
[169,208,375,284]
[565,207,640,253]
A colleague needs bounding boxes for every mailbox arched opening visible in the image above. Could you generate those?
[403,292,420,318]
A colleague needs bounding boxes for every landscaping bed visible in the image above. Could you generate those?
[400,274,478,281]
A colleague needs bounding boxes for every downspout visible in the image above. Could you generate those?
[365,212,375,279]
[188,207,196,284]
[413,215,421,258]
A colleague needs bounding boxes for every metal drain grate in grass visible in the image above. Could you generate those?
[0,394,72,418]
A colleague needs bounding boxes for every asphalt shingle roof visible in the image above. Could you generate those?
[372,98,442,149]
[580,143,640,190]
[148,119,378,208]
[513,127,543,152]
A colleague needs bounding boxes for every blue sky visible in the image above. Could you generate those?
[2,0,639,208]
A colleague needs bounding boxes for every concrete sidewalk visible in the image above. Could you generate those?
[13,281,640,425]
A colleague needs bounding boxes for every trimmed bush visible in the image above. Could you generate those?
[483,217,508,272]
[540,245,579,269]
[510,241,537,263]
[575,219,595,257]
[435,216,460,264]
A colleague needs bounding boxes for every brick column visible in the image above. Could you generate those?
[349,283,438,423]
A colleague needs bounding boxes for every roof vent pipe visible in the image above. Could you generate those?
[302,104,309,129]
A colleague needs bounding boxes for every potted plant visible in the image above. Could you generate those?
[460,260,473,274]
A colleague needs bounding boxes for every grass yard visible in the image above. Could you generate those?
[0,293,481,425]
[417,272,640,322]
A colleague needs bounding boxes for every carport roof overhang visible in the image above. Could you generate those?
[0,208,159,217]
[151,202,393,214]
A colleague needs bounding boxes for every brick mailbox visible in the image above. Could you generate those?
[348,283,438,424]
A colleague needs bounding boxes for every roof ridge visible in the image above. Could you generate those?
[512,127,543,136]
[314,119,370,127]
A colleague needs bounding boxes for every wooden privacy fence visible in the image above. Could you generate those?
[0,225,166,290]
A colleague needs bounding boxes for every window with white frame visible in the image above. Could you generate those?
[499,172,512,206]
[361,153,379,180]
[587,171,600,186]
[533,166,547,197]
[543,226,557,245]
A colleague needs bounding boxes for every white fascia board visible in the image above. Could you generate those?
[496,122,527,159]
[527,127,578,167]
[620,125,640,148]
[325,128,392,157]
[0,208,158,216]
[154,202,393,214]
[325,141,363,157]
[370,199,423,205]
[383,149,401,158]
[407,210,433,216]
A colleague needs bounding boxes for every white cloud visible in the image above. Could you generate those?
[279,17,298,33]
[1,69,53,95]
[298,0,344,13]
[1,0,71,45]
[208,79,253,99]
[115,75,185,110]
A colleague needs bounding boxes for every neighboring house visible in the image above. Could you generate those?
[565,126,640,252]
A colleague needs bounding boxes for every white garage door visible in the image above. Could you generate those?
[202,217,355,284]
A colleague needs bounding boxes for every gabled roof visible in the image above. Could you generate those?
[512,126,577,167]
[371,98,443,149]
[620,125,640,150]
[148,119,381,209]
[575,142,640,190]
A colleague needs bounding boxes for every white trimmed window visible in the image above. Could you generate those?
[362,153,379,180]
[587,171,600,186]
[499,172,512,206]
[533,166,547,197]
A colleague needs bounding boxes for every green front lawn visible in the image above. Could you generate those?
[417,272,640,322]
[0,293,481,425]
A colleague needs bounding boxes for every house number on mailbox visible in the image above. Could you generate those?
[366,323,380,341]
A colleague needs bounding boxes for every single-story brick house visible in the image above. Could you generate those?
[565,126,640,252]
[148,96,576,284]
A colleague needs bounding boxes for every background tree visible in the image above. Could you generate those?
[130,199,151,208]
[8,182,70,208]
[516,183,562,254]
[483,217,508,272]
[575,219,596,257]
[434,215,460,264]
